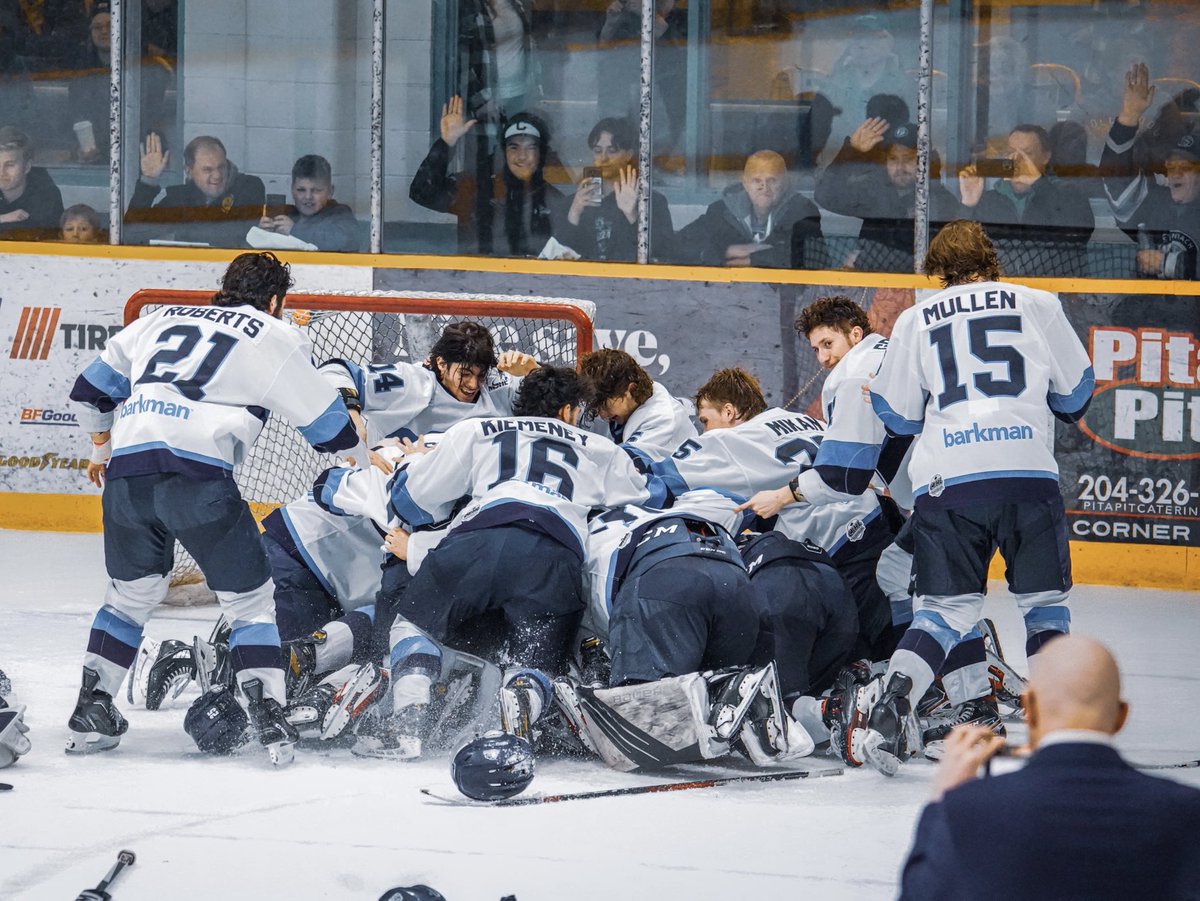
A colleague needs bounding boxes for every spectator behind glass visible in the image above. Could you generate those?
[461,0,539,124]
[674,150,821,268]
[410,96,568,258]
[65,1,111,163]
[59,202,104,243]
[257,154,360,253]
[815,120,957,269]
[0,125,64,241]
[958,124,1095,262]
[820,17,913,167]
[559,117,674,262]
[1101,63,1200,280]
[124,132,266,247]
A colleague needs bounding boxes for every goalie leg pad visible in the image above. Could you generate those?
[553,673,729,772]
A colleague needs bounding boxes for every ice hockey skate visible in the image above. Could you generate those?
[978,618,1028,716]
[284,682,339,740]
[922,695,1006,760]
[825,661,873,766]
[733,661,814,765]
[130,638,196,710]
[283,635,321,699]
[351,704,426,761]
[707,664,774,743]
[321,662,389,740]
[499,669,549,742]
[854,673,922,777]
[243,678,298,766]
[66,667,129,754]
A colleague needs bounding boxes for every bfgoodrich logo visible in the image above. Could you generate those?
[9,307,61,360]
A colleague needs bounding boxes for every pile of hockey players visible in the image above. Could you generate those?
[41,223,1093,786]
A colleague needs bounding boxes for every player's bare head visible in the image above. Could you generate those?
[923,220,1002,287]
[796,296,871,370]
[513,365,585,423]
[580,348,653,423]
[1025,635,1128,744]
[428,321,498,403]
[694,367,766,431]
[214,252,293,316]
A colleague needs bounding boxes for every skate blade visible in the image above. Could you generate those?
[861,733,901,777]
[499,690,532,741]
[351,735,421,761]
[265,740,295,767]
[321,667,383,740]
[65,730,121,754]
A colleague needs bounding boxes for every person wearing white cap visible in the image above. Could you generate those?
[410,95,568,257]
[1101,62,1200,279]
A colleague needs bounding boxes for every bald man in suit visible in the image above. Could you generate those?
[900,635,1200,901]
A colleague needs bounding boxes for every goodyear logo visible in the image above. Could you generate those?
[1084,326,1199,460]
[9,307,61,360]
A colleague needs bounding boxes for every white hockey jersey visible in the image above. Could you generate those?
[650,408,882,557]
[70,304,365,479]
[869,280,1094,509]
[583,489,750,637]
[606,381,698,460]
[794,333,914,509]
[262,496,384,611]
[319,359,519,443]
[313,415,669,568]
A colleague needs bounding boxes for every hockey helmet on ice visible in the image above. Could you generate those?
[451,730,535,801]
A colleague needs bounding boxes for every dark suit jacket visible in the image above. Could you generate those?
[125,170,266,247]
[900,742,1200,901]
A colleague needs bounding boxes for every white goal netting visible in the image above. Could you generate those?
[123,289,596,601]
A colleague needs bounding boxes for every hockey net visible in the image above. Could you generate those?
[123,289,596,600]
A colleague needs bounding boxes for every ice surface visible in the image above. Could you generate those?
[0,529,1197,900]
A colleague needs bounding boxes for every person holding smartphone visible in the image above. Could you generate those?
[257,154,361,253]
[560,117,675,262]
[956,124,1094,275]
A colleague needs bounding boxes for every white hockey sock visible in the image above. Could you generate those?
[791,695,827,743]
[392,672,432,710]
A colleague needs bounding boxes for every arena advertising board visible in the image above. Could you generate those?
[0,255,371,496]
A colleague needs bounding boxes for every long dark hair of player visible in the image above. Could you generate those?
[513,366,585,419]
[213,252,293,312]
[425,321,499,375]
[923,220,1002,287]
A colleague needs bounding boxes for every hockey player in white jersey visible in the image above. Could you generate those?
[651,368,894,663]
[579,348,697,459]
[852,220,1094,774]
[67,252,368,765]
[311,366,668,758]
[318,320,539,445]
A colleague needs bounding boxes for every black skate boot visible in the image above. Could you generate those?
[922,695,1005,760]
[284,681,338,740]
[500,670,550,743]
[66,666,129,754]
[243,678,298,767]
[578,636,610,688]
[858,673,920,776]
[282,635,321,700]
[824,661,873,766]
[142,639,197,711]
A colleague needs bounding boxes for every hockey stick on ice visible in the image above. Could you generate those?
[75,849,135,900]
[420,764,844,807]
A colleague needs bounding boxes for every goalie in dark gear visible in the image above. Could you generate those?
[185,686,250,755]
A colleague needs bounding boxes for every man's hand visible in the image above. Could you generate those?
[140,131,169,180]
[267,214,295,235]
[849,117,889,153]
[1118,62,1155,128]
[497,350,539,376]
[958,164,984,208]
[929,723,1007,802]
[568,176,602,225]
[401,436,434,455]
[723,242,772,266]
[613,164,638,222]
[384,526,411,560]
[735,486,795,519]
[1136,248,1164,276]
[440,95,477,148]
[0,209,29,224]
[87,430,111,489]
[368,448,395,474]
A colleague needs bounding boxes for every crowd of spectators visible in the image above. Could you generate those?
[0,1,1197,279]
